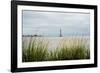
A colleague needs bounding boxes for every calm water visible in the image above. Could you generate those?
[22,36,90,51]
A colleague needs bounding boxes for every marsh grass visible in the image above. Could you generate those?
[22,37,49,62]
[22,37,90,62]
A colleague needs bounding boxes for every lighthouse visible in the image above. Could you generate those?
[60,28,62,37]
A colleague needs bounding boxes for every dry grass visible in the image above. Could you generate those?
[22,37,90,62]
[22,37,49,62]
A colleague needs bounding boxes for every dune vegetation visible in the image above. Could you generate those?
[22,37,90,62]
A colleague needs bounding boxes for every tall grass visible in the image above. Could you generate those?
[22,37,49,62]
[22,37,90,62]
[47,37,90,60]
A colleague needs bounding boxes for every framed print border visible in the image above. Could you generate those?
[11,1,97,72]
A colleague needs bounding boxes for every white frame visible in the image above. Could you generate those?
[17,5,94,68]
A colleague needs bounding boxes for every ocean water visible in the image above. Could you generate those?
[22,36,90,51]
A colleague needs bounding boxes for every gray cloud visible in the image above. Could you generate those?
[22,10,90,37]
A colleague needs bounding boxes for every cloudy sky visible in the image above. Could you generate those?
[22,10,90,37]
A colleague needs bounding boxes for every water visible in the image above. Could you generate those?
[22,36,90,51]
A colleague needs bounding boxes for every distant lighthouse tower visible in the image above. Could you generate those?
[60,28,62,37]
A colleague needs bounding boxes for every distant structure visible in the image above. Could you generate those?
[60,28,62,37]
[22,34,42,37]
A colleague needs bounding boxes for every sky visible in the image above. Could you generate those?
[22,10,90,37]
